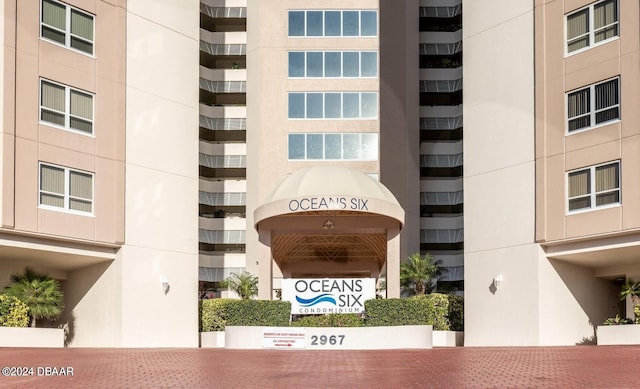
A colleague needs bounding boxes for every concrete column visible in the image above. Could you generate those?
[386,227,401,298]
[257,228,272,299]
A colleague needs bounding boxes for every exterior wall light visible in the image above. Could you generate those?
[322,219,335,229]
[161,276,170,294]
[494,274,503,288]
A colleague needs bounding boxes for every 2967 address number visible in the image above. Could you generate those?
[310,335,345,346]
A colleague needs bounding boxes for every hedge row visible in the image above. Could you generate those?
[200,293,463,331]
[364,293,450,330]
[200,298,291,331]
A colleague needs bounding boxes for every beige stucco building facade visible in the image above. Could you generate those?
[1,0,638,347]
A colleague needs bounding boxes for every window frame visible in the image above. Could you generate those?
[288,10,378,38]
[566,76,620,134]
[287,132,379,161]
[288,51,379,79]
[288,92,378,120]
[38,162,94,216]
[566,160,621,214]
[40,0,95,56]
[39,78,95,136]
[565,0,618,56]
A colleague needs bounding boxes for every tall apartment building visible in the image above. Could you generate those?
[1,0,638,347]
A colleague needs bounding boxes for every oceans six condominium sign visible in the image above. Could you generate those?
[282,278,376,315]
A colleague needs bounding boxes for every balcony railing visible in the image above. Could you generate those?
[199,154,246,168]
[199,79,246,94]
[200,42,246,56]
[420,154,463,168]
[420,116,463,130]
[199,229,246,244]
[199,191,246,206]
[420,191,464,206]
[420,42,462,56]
[200,117,246,131]
[420,228,464,243]
[420,5,462,18]
[200,5,247,19]
[420,79,463,93]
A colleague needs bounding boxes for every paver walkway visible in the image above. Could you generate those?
[1,346,640,388]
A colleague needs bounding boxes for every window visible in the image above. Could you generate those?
[567,77,619,133]
[288,133,378,161]
[568,161,620,212]
[289,51,378,78]
[41,0,94,55]
[288,92,378,119]
[39,163,93,214]
[566,0,618,54]
[288,10,378,37]
[40,79,94,135]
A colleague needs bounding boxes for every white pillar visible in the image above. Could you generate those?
[257,228,272,299]
[386,227,401,298]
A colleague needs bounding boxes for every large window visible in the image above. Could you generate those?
[40,79,94,135]
[289,51,378,78]
[289,10,377,37]
[566,0,618,54]
[41,0,94,55]
[567,161,620,212]
[288,92,377,119]
[567,77,619,133]
[288,133,378,161]
[39,163,93,214]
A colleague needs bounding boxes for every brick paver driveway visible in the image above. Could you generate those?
[1,346,640,388]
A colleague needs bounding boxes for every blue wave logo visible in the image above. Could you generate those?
[296,293,337,307]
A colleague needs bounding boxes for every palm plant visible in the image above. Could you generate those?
[4,267,64,327]
[222,271,258,300]
[400,253,447,296]
[620,278,640,322]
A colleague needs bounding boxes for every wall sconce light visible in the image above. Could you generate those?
[161,276,170,294]
[494,274,503,288]
[322,219,335,230]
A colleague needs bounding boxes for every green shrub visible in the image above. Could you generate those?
[199,298,235,332]
[225,300,291,327]
[364,293,450,330]
[447,294,464,331]
[292,313,364,327]
[0,294,30,328]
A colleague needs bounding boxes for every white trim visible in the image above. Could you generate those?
[288,50,379,79]
[564,0,618,57]
[40,0,95,57]
[38,162,95,216]
[566,160,621,214]
[288,10,379,38]
[39,78,95,137]
[565,76,620,135]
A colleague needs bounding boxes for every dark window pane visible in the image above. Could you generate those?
[343,52,359,77]
[307,11,323,36]
[343,11,359,36]
[288,93,305,118]
[325,11,341,36]
[289,52,305,77]
[306,93,323,118]
[325,52,342,77]
[361,11,378,36]
[361,52,378,77]
[289,11,305,36]
[306,52,323,77]
[288,134,305,159]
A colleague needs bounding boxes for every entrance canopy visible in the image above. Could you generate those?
[254,167,404,273]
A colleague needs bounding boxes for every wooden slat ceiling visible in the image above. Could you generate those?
[271,232,387,268]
